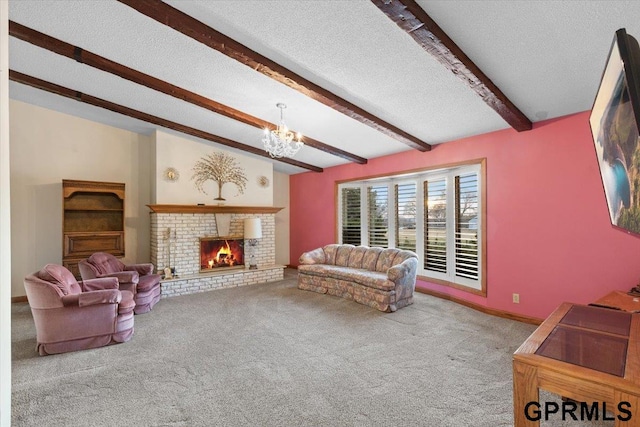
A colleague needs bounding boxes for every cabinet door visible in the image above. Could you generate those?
[63,232,124,258]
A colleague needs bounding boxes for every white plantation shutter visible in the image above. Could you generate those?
[455,173,479,281]
[341,187,362,245]
[367,185,388,247]
[424,179,447,273]
[395,182,417,251]
[336,161,484,294]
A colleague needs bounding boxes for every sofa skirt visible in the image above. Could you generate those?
[298,272,413,313]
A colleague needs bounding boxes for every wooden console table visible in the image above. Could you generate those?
[594,290,640,313]
[513,302,640,426]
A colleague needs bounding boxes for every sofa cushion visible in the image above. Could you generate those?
[323,244,341,266]
[298,247,326,265]
[347,246,367,269]
[361,247,383,271]
[298,264,394,291]
[392,250,417,267]
[345,269,394,291]
[335,245,355,267]
[298,264,336,277]
[376,248,401,272]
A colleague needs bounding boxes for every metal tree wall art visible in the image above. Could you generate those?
[191,152,248,201]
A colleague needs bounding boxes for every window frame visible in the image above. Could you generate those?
[336,159,486,296]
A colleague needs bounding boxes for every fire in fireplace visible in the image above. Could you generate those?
[200,237,245,272]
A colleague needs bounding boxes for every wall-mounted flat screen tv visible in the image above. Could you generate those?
[590,28,640,235]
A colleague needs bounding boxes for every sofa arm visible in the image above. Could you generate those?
[81,277,119,292]
[124,263,154,275]
[99,271,139,284]
[387,258,418,299]
[299,247,326,265]
[61,289,121,307]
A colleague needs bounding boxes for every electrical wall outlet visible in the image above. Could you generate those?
[513,293,520,304]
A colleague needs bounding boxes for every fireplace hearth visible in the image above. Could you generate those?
[200,237,244,272]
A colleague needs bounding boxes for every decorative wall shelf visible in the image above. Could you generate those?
[147,204,283,214]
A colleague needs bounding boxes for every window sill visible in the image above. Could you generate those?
[416,274,486,297]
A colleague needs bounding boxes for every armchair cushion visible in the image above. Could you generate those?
[81,277,119,292]
[61,289,121,307]
[124,263,154,275]
[137,273,162,293]
[98,270,139,285]
[38,264,81,296]
[118,290,136,315]
[88,252,125,275]
[79,289,121,307]
[60,294,80,307]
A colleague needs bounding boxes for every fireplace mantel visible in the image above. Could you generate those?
[147,204,283,214]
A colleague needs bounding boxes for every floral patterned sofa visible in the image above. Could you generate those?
[297,244,418,312]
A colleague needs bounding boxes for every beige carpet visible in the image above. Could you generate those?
[11,270,611,426]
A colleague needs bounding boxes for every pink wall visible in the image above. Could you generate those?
[290,111,640,320]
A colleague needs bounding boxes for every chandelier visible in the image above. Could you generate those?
[262,103,303,158]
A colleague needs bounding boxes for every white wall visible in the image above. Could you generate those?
[9,103,292,299]
[153,130,273,206]
[10,100,152,297]
[273,171,290,265]
[0,0,12,424]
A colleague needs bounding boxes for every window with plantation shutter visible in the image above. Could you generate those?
[455,173,479,281]
[424,179,447,274]
[367,185,388,248]
[396,182,416,251]
[341,187,361,245]
[336,159,484,295]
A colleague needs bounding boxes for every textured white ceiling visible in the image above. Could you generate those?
[8,0,640,174]
[420,0,640,121]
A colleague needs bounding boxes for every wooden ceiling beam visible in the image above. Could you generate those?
[372,0,532,132]
[9,21,364,165]
[116,0,432,152]
[9,70,323,173]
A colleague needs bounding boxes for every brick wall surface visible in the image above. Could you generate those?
[160,266,284,298]
[150,212,282,297]
[150,212,276,275]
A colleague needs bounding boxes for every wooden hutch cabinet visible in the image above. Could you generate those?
[62,179,125,278]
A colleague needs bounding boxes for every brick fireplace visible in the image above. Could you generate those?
[148,205,284,297]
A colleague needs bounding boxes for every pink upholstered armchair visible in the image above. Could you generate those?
[23,263,135,356]
[78,252,161,314]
